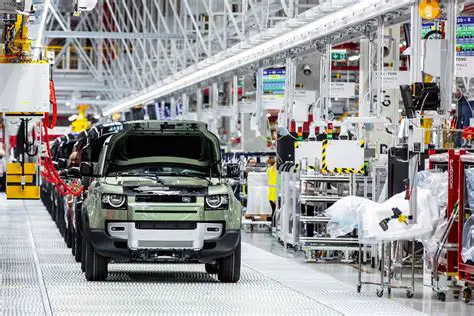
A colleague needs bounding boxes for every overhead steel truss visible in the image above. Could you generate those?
[44,0,312,110]
[105,0,416,115]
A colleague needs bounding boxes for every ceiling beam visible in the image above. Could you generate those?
[56,99,115,106]
[44,30,186,40]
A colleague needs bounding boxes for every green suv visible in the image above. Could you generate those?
[80,121,242,282]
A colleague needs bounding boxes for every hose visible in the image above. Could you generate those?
[41,82,83,197]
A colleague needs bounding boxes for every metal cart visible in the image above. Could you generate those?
[357,240,416,298]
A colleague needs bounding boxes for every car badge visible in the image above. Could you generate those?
[182,196,192,203]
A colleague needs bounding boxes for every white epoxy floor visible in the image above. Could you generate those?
[0,196,471,315]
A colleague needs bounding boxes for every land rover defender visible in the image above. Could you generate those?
[81,121,242,282]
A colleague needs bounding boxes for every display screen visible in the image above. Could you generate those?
[421,17,474,56]
[456,16,474,56]
[263,68,286,96]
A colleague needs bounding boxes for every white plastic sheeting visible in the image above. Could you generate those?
[461,215,474,263]
[246,172,272,215]
[423,219,448,270]
[466,168,474,210]
[325,170,447,242]
[417,170,448,210]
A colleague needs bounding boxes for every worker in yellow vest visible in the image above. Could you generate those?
[267,157,277,226]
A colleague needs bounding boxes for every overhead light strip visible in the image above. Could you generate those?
[104,0,413,116]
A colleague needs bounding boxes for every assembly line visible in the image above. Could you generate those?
[1,0,474,315]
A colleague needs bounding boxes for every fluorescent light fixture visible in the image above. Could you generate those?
[348,55,360,62]
[104,0,413,116]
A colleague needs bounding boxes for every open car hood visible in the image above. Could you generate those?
[102,120,221,175]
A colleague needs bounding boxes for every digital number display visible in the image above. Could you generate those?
[263,68,286,96]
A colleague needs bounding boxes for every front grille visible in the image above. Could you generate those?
[135,195,197,203]
[137,240,194,248]
[135,222,198,230]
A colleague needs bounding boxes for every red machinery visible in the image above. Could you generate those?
[428,150,460,302]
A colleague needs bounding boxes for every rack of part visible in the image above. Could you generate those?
[298,173,372,262]
[457,153,474,303]
[429,150,463,302]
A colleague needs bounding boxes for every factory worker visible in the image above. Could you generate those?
[267,157,277,226]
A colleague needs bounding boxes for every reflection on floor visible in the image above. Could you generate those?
[242,229,474,316]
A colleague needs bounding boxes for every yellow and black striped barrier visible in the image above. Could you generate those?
[332,166,366,175]
[321,139,329,173]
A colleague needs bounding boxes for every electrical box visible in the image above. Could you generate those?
[0,63,50,112]
[6,162,40,200]
[293,90,315,123]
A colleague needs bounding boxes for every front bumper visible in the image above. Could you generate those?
[89,222,240,263]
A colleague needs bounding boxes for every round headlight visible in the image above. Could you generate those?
[107,194,126,208]
[206,195,223,208]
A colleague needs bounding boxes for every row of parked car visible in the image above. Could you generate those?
[40,120,242,282]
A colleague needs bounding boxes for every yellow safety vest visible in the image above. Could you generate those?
[267,165,277,202]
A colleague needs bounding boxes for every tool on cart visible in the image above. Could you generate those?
[379,207,409,231]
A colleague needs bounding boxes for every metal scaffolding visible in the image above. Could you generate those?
[44,0,312,110]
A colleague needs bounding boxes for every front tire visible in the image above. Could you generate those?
[65,226,73,249]
[74,231,82,263]
[205,263,219,274]
[84,228,108,281]
[217,241,241,283]
[80,236,86,272]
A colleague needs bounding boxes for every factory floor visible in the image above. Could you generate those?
[0,196,472,315]
[242,229,474,316]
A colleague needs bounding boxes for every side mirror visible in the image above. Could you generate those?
[57,158,68,170]
[80,162,95,177]
[68,167,82,178]
[226,164,240,178]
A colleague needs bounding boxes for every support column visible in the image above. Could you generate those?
[196,88,203,122]
[441,0,457,113]
[231,75,239,133]
[359,38,370,117]
[182,92,188,119]
[319,42,332,122]
[160,100,165,119]
[410,4,422,83]
[255,67,264,136]
[170,96,176,119]
[212,82,219,134]
[286,57,296,124]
